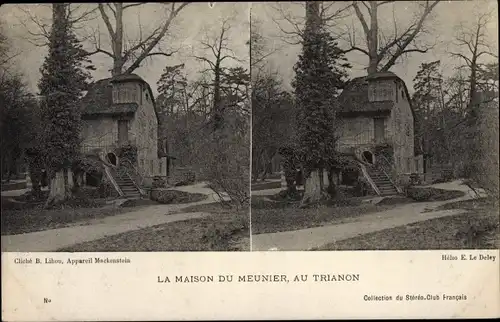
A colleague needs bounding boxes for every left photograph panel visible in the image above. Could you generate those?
[0,2,251,252]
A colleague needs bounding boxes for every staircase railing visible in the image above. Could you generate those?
[358,162,381,196]
[103,165,125,197]
[376,154,403,194]
[120,159,146,196]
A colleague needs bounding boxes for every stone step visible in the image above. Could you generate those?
[118,187,137,191]
[373,183,394,187]
[377,183,396,187]
[116,181,135,186]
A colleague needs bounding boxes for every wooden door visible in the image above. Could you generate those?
[374,118,385,143]
[118,120,129,145]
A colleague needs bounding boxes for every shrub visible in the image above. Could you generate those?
[150,189,206,204]
[406,187,432,201]
[97,182,117,198]
[441,169,454,182]
[406,187,465,202]
[273,189,302,201]
[353,178,370,197]
[152,176,167,188]
[409,173,422,185]
[115,144,138,164]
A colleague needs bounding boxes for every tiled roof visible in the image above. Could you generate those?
[338,75,395,114]
[80,73,154,117]
[338,72,408,114]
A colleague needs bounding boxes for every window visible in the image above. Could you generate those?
[150,160,154,174]
[159,160,163,174]
[406,158,411,172]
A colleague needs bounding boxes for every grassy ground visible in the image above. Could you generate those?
[251,181,281,191]
[406,186,465,202]
[251,195,397,235]
[1,186,213,236]
[119,198,160,207]
[59,201,250,252]
[1,196,134,235]
[150,189,207,204]
[1,181,27,191]
[316,197,499,250]
[251,186,468,235]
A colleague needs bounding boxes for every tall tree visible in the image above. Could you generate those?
[271,1,440,74]
[270,2,353,45]
[17,3,190,76]
[450,10,497,116]
[448,9,498,191]
[93,3,189,76]
[193,18,242,131]
[411,60,444,158]
[38,3,92,206]
[252,70,295,182]
[293,1,350,205]
[0,73,37,182]
[348,0,440,74]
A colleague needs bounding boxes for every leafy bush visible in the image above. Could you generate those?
[441,169,454,182]
[406,187,433,201]
[115,144,138,164]
[150,189,206,204]
[409,173,422,185]
[353,178,370,197]
[454,216,499,247]
[152,176,167,188]
[406,187,465,202]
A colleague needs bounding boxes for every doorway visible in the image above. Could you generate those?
[118,120,129,145]
[107,152,118,166]
[374,118,385,143]
[362,151,374,165]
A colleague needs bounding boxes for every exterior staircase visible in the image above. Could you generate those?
[366,166,399,196]
[109,166,142,199]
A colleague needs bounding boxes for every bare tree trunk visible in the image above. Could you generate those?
[300,169,322,207]
[367,2,379,75]
[46,170,66,207]
[45,168,74,207]
[111,3,124,76]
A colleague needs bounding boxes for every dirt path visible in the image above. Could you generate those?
[251,180,488,251]
[2,182,229,252]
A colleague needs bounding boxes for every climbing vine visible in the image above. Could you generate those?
[116,144,138,165]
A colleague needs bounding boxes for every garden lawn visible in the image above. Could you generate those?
[251,181,281,191]
[316,197,499,250]
[59,202,250,252]
[251,196,397,235]
[1,197,136,235]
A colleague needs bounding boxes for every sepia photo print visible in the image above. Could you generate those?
[1,2,250,252]
[1,1,499,321]
[250,1,499,251]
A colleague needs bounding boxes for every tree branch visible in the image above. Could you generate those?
[123,3,145,10]
[352,2,370,36]
[124,2,190,74]
[380,0,440,71]
[98,3,115,37]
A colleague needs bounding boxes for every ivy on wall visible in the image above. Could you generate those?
[116,144,138,165]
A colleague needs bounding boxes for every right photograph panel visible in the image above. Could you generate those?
[250,1,499,251]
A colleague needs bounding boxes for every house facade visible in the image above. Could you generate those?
[336,72,420,193]
[80,74,168,189]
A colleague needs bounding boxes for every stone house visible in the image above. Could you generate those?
[80,74,169,197]
[335,71,422,195]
